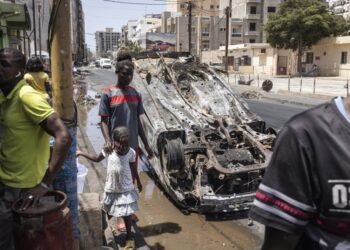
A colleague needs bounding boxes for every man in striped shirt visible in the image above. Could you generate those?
[250,97,350,249]
[99,56,153,231]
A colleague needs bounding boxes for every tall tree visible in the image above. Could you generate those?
[264,0,349,75]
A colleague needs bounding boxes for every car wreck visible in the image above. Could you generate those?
[132,52,276,213]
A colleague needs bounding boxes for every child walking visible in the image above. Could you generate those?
[76,126,142,250]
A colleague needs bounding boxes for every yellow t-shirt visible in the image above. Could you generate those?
[0,80,55,188]
[24,72,50,94]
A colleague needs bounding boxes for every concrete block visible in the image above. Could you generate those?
[78,193,103,250]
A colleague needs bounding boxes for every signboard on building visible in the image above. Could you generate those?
[145,32,176,52]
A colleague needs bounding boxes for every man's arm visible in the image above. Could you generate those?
[138,115,154,158]
[262,226,301,250]
[101,116,112,153]
[20,113,71,210]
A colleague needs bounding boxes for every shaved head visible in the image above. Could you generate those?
[0,48,26,70]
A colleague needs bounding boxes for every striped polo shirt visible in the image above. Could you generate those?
[98,84,144,148]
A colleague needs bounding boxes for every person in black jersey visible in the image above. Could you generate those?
[250,96,350,249]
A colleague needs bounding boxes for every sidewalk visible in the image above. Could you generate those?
[232,84,329,108]
[229,73,350,98]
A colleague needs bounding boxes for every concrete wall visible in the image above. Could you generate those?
[202,50,224,64]
[304,37,350,77]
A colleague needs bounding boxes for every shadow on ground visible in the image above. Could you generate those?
[139,222,182,238]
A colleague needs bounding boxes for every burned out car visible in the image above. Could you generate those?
[132,52,276,213]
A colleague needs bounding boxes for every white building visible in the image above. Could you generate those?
[132,14,162,44]
[328,0,350,18]
[127,20,138,43]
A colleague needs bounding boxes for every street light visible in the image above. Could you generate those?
[36,0,42,58]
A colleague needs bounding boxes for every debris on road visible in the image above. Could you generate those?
[241,91,262,99]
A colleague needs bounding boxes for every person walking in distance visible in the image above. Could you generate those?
[99,52,153,231]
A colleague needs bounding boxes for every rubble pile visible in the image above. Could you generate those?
[240,91,262,99]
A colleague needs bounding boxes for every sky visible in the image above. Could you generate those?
[82,0,166,52]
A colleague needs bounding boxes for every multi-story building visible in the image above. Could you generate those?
[328,0,349,17]
[166,0,221,17]
[10,0,85,61]
[127,20,137,42]
[132,14,162,44]
[95,28,120,57]
[121,25,128,47]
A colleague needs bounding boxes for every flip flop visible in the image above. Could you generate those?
[124,239,135,250]
[117,223,126,232]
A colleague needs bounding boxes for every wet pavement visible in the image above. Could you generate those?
[76,68,264,250]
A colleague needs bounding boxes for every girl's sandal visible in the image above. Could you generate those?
[124,239,135,250]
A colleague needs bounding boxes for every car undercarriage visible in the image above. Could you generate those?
[132,52,276,213]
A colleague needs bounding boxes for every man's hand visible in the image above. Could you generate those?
[103,140,113,154]
[20,184,49,211]
[145,145,154,159]
[137,181,143,193]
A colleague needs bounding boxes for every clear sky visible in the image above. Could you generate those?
[82,0,166,52]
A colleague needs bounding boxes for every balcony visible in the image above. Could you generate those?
[231,18,243,24]
[246,0,261,3]
[246,14,261,20]
[245,31,260,36]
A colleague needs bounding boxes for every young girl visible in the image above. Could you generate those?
[76,126,142,250]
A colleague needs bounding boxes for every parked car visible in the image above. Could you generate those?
[100,58,112,69]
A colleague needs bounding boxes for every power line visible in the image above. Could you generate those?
[103,0,177,5]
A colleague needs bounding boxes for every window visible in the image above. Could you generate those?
[341,52,348,64]
[259,55,267,66]
[232,28,241,37]
[267,6,276,13]
[306,52,314,64]
[210,5,214,9]
[250,6,257,14]
[180,4,185,9]
[249,39,256,43]
[191,27,196,32]
[249,23,256,31]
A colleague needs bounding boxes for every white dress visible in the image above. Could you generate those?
[100,148,139,217]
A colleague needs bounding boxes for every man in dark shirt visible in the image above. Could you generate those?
[250,96,350,249]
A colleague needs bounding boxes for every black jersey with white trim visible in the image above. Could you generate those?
[249,99,350,249]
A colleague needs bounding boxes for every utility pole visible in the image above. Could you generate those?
[32,0,37,56]
[38,2,42,58]
[225,0,232,72]
[51,0,74,120]
[198,0,203,61]
[188,1,193,54]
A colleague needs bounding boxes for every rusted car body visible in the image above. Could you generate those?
[132,52,276,213]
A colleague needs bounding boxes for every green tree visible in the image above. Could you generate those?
[264,0,349,75]
[126,41,142,52]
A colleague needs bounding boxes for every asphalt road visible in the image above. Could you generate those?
[245,99,306,129]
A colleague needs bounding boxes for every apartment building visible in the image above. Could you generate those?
[126,20,137,42]
[166,0,221,17]
[329,0,350,17]
[95,28,120,57]
[131,14,162,45]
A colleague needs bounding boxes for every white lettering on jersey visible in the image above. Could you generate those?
[329,180,350,213]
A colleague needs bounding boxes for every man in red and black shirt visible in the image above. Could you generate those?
[250,97,350,249]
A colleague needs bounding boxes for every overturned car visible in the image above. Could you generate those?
[132,52,276,213]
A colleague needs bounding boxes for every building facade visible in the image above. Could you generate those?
[132,14,162,44]
[328,0,349,17]
[166,0,221,17]
[95,28,120,57]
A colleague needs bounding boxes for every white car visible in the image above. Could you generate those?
[100,58,112,69]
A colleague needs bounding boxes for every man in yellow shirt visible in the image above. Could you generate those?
[0,48,71,249]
